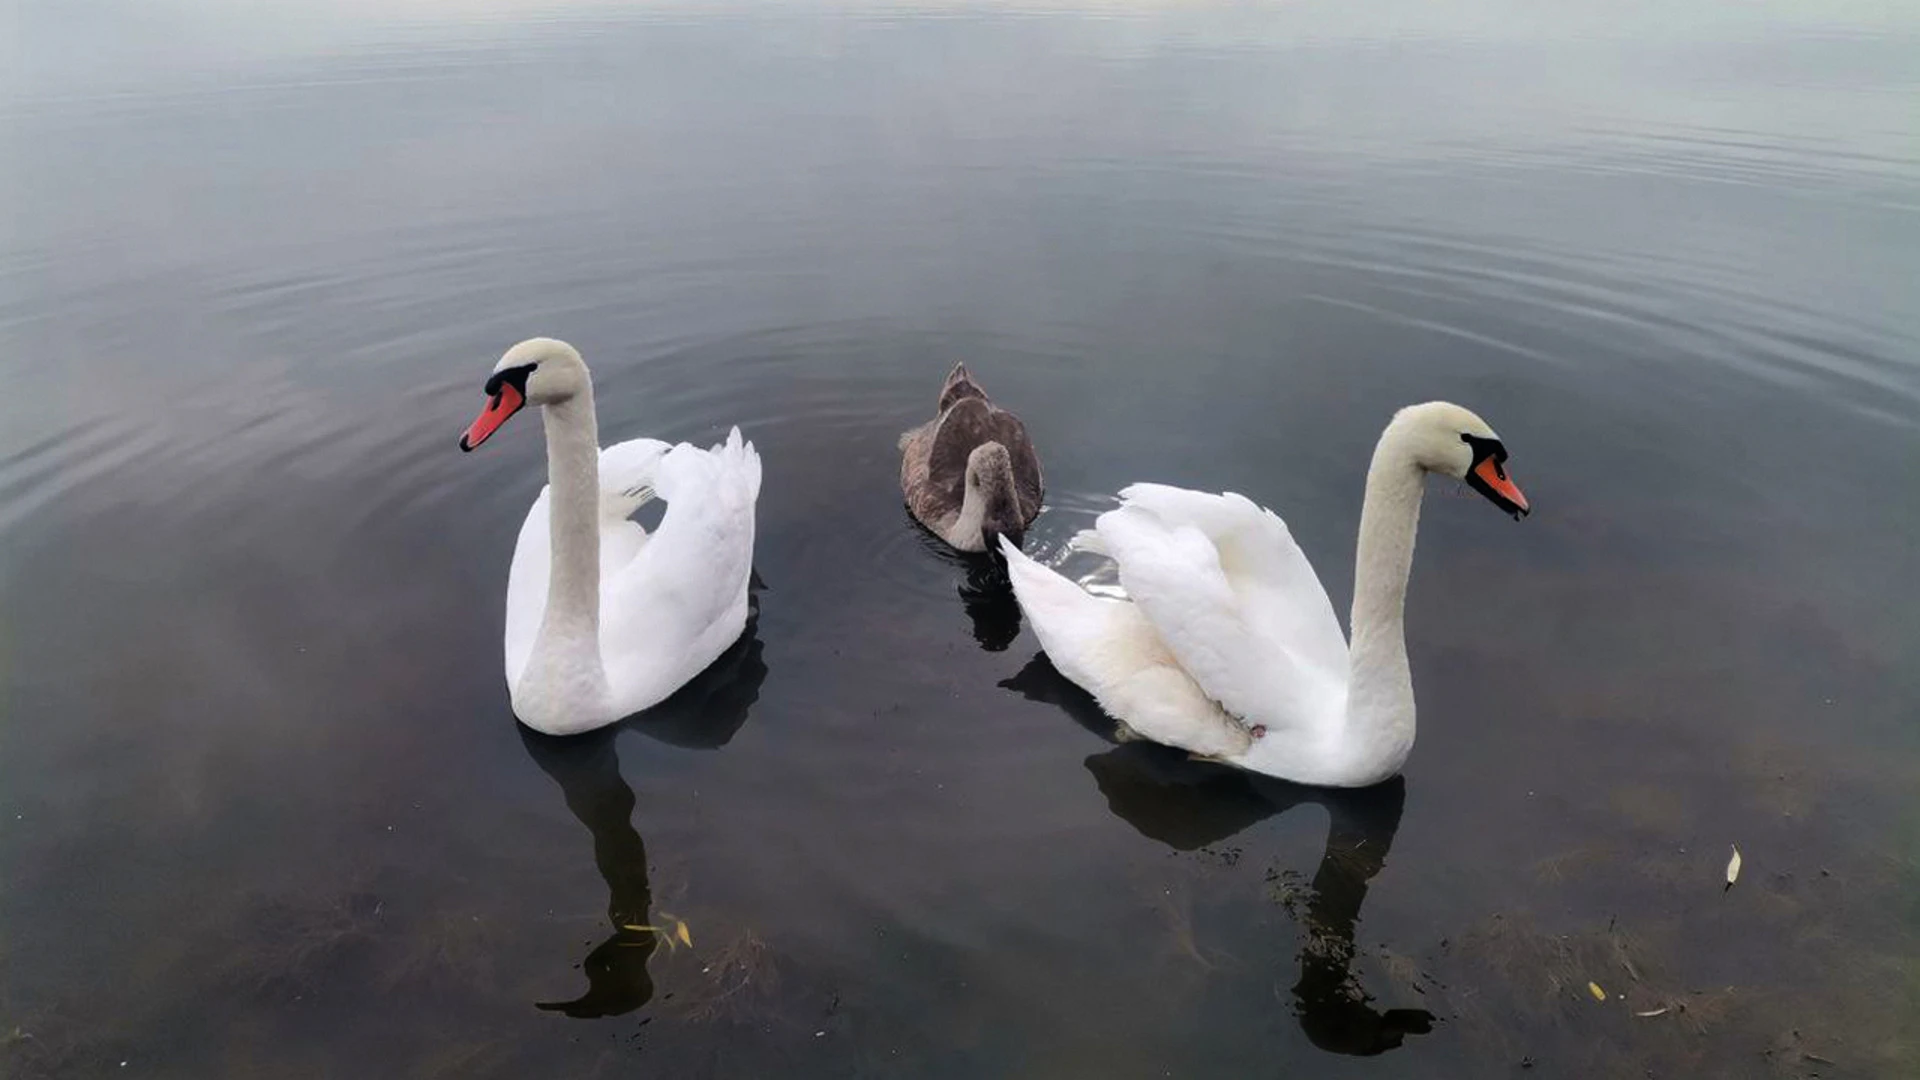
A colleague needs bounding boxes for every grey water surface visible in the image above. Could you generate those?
[3,2,1917,1076]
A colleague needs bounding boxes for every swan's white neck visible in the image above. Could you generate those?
[1336,432,1426,782]
[515,389,614,728]
[540,395,603,645]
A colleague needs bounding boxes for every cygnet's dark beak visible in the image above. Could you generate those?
[982,527,1024,562]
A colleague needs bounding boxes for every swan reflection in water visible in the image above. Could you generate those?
[909,516,1025,652]
[1002,654,1435,1057]
[518,591,767,1019]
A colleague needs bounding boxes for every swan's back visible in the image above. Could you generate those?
[900,364,1043,526]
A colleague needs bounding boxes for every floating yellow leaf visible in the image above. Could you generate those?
[621,924,662,934]
[1588,981,1607,1002]
[675,921,693,949]
[1726,845,1742,888]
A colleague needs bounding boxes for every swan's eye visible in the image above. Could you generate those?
[1459,432,1505,466]
[484,362,538,398]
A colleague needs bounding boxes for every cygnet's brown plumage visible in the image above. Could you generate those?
[899,363,1043,552]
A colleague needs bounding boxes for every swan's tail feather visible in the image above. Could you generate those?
[999,535,1110,649]
[685,425,760,507]
[723,425,762,502]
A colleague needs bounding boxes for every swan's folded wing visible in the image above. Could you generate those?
[641,429,760,512]
[1115,484,1346,680]
[1097,499,1331,733]
[924,398,1044,522]
[596,438,673,517]
[600,429,760,706]
[611,429,759,612]
[998,538,1251,759]
[991,407,1044,521]
[924,398,992,508]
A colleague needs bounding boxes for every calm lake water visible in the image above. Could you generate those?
[3,2,1917,1076]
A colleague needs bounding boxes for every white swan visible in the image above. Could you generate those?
[459,338,761,736]
[999,402,1528,787]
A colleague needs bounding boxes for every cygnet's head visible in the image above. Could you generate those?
[966,441,1027,550]
[1387,401,1530,519]
[459,338,590,452]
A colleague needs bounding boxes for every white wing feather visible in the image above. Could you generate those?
[1095,485,1347,735]
[999,538,1254,759]
[1114,484,1345,677]
[599,427,759,709]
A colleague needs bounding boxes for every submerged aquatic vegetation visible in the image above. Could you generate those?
[673,928,780,1024]
[1530,846,1616,885]
[0,1005,128,1080]
[1428,908,1898,1077]
[221,888,386,1000]
[1146,881,1231,972]
[379,909,501,991]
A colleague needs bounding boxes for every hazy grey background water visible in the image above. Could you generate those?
[3,2,1917,1076]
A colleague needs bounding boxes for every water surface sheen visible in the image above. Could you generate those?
[3,2,1917,1076]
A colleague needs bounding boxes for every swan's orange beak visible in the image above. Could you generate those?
[1470,455,1529,519]
[460,384,525,452]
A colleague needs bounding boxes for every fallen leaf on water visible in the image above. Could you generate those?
[1634,1007,1669,1018]
[1588,981,1606,1002]
[1726,845,1742,889]
[675,921,693,949]
[621,924,662,934]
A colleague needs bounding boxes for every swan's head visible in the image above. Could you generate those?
[967,441,1027,551]
[1391,401,1530,519]
[459,338,591,452]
